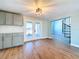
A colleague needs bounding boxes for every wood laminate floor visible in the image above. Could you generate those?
[0,39,79,59]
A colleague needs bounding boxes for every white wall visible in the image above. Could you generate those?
[71,12,79,47]
[42,20,49,38]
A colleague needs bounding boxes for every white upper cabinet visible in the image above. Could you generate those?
[6,13,13,25]
[0,11,23,26]
[0,12,6,25]
[13,14,23,26]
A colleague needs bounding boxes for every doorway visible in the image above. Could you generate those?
[24,21,41,42]
[34,22,41,39]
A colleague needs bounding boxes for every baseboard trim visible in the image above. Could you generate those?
[71,43,79,48]
[24,37,51,43]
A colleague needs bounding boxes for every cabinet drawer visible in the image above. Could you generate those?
[3,33,12,48]
[13,33,24,46]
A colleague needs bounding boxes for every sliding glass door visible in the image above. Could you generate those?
[52,20,62,35]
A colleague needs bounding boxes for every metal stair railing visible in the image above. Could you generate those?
[62,23,71,38]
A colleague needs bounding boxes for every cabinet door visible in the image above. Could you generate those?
[18,15,23,25]
[0,34,2,49]
[13,33,24,46]
[0,12,6,25]
[3,33,12,48]
[14,14,23,26]
[6,13,13,25]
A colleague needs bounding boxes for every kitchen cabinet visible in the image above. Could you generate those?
[0,34,3,49]
[0,12,6,25]
[13,33,24,46]
[3,33,12,48]
[13,14,23,26]
[6,13,13,25]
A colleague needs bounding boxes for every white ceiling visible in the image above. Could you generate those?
[0,0,79,20]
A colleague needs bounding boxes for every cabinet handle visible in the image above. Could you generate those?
[2,33,4,48]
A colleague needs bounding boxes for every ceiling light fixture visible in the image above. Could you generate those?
[35,8,42,16]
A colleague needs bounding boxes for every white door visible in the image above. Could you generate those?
[34,22,41,39]
[25,22,33,41]
[24,21,41,42]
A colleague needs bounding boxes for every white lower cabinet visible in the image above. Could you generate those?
[0,33,24,49]
[13,33,24,46]
[3,33,12,48]
[0,34,2,49]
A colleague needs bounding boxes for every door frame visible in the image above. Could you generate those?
[24,21,42,42]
